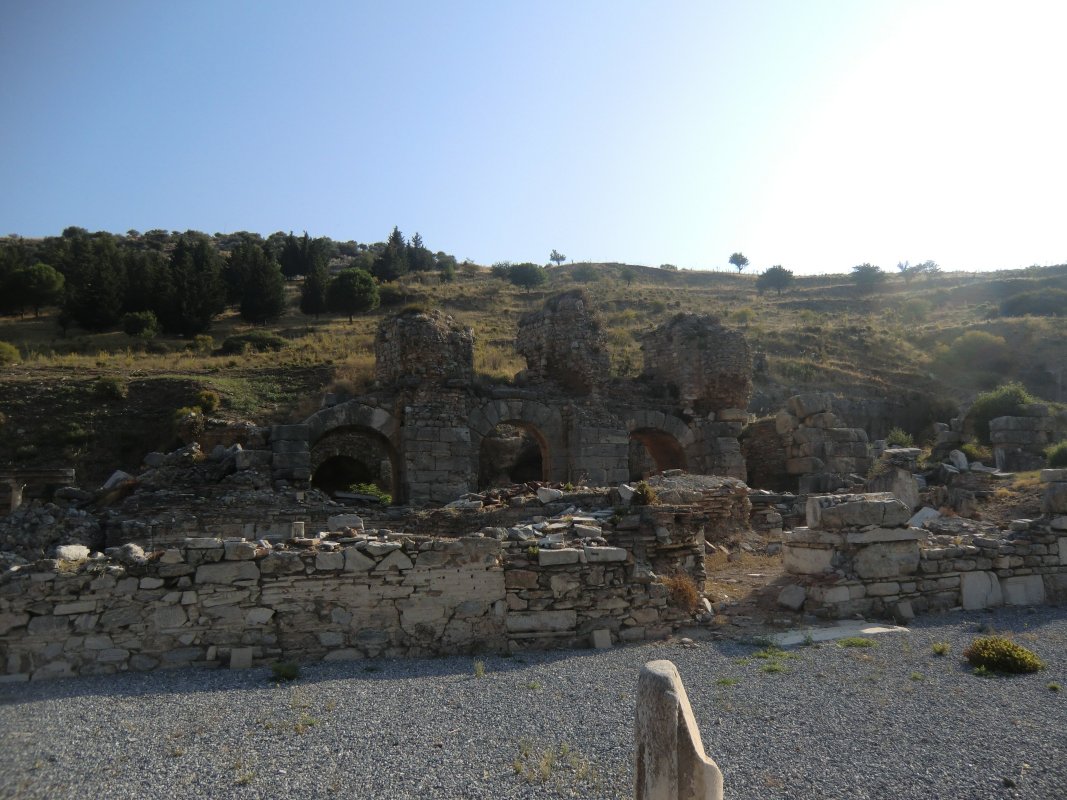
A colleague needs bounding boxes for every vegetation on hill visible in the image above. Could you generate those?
[1,227,1066,484]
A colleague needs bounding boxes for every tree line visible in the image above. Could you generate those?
[0,226,459,335]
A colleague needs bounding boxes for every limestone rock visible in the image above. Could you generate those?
[634,660,723,800]
[960,571,1003,610]
[777,584,807,611]
[948,450,969,471]
[54,544,90,562]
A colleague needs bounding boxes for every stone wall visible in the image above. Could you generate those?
[0,503,714,681]
[990,405,1067,472]
[782,492,1067,620]
[639,313,752,415]
[515,290,610,395]
[774,393,872,493]
[374,309,474,387]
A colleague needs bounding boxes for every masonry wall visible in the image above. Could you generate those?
[0,508,710,681]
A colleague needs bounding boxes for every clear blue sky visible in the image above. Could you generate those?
[2,0,1064,274]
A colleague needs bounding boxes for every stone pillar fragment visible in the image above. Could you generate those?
[635,659,723,800]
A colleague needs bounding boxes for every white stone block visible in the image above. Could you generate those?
[960,571,1003,610]
[327,514,364,531]
[584,546,627,563]
[783,544,833,575]
[591,629,613,649]
[538,548,581,566]
[1001,575,1045,606]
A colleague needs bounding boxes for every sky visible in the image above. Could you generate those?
[1,0,1065,275]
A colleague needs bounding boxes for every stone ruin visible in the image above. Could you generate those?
[283,298,755,505]
[515,288,610,395]
[374,307,475,387]
[639,313,751,415]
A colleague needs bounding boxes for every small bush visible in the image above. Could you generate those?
[1047,440,1067,468]
[347,482,391,504]
[377,285,410,307]
[120,310,159,339]
[966,382,1035,444]
[92,375,128,401]
[885,427,914,447]
[631,481,659,506]
[191,334,215,354]
[0,341,20,366]
[196,389,221,413]
[960,442,993,464]
[659,571,701,613]
[270,661,300,681]
[145,341,171,355]
[963,635,1044,674]
[220,331,287,355]
[473,660,486,679]
[932,641,951,656]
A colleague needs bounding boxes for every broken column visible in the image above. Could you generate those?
[865,447,921,510]
[635,659,724,800]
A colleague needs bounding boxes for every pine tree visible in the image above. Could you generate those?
[300,253,329,317]
[371,226,409,282]
[279,232,303,280]
[158,235,226,335]
[62,234,126,330]
[237,243,287,323]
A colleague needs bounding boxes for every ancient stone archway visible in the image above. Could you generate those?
[310,427,399,500]
[468,399,567,485]
[304,402,404,502]
[478,422,548,488]
[624,410,696,479]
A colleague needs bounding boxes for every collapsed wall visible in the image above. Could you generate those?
[781,490,1067,620]
[774,393,872,493]
[374,308,474,387]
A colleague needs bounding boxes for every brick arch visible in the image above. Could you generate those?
[624,410,696,475]
[303,402,404,502]
[468,399,568,484]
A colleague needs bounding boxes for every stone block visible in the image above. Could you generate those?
[373,550,414,572]
[344,550,375,572]
[327,514,364,531]
[195,561,260,584]
[960,571,1003,610]
[845,527,923,545]
[0,612,29,635]
[786,456,825,475]
[53,600,97,615]
[246,607,274,625]
[505,610,577,633]
[185,537,223,549]
[853,540,921,579]
[270,424,309,441]
[315,552,345,571]
[505,569,539,589]
[865,582,901,596]
[1040,469,1067,483]
[1001,575,1045,606]
[777,584,807,610]
[806,493,910,529]
[590,628,612,649]
[54,544,90,562]
[229,647,254,669]
[1043,482,1067,514]
[538,548,581,566]
[584,546,627,563]
[788,393,833,419]
[223,540,257,561]
[783,544,833,574]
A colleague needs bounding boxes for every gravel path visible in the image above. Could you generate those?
[1,606,1064,800]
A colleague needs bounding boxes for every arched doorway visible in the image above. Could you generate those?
[310,427,401,502]
[478,422,549,488]
[628,427,687,481]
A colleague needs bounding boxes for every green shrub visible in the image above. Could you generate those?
[965,382,1035,444]
[377,285,410,307]
[943,330,1011,372]
[963,635,1044,673]
[999,288,1067,318]
[120,310,159,339]
[885,427,914,447]
[190,334,215,354]
[631,481,659,506]
[196,389,221,413]
[960,442,992,464]
[220,331,287,355]
[1046,440,1067,468]
[145,341,171,355]
[270,661,300,681]
[347,482,391,504]
[92,376,128,401]
[0,341,20,366]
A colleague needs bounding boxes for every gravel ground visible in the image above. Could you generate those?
[1,606,1064,800]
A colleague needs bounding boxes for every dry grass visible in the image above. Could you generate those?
[659,571,701,613]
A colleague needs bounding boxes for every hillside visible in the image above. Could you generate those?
[1,261,1066,486]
